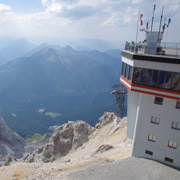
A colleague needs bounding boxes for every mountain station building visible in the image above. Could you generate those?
[120,31,180,169]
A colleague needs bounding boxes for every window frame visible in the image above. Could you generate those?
[176,101,180,109]
[154,97,163,105]
[165,157,173,163]
[148,134,156,142]
[168,140,178,149]
[151,116,160,124]
[145,150,153,156]
[171,121,180,130]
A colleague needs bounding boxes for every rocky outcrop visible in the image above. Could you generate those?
[25,133,52,154]
[0,154,17,167]
[0,117,26,158]
[92,144,114,157]
[23,120,95,163]
[95,112,120,129]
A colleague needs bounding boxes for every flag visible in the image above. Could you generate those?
[140,13,143,26]
[167,18,171,27]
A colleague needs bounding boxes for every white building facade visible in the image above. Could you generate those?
[120,38,180,169]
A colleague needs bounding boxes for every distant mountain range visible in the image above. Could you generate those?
[0,42,122,137]
[0,38,36,66]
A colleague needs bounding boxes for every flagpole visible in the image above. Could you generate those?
[135,9,140,52]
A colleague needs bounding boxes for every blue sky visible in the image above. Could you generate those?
[0,0,179,46]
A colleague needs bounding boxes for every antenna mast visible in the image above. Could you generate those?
[158,6,164,40]
[151,5,156,32]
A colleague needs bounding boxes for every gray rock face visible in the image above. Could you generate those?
[95,112,119,129]
[23,120,95,163]
[92,144,114,157]
[0,117,26,158]
[0,154,17,167]
[25,133,52,154]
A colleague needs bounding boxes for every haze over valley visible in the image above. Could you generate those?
[0,38,122,137]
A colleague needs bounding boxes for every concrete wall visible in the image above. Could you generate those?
[127,90,139,139]
[132,93,180,169]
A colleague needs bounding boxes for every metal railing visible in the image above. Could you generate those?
[124,42,180,57]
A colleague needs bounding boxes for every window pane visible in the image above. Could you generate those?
[152,116,155,122]
[164,72,173,89]
[176,101,180,109]
[152,70,159,87]
[169,141,173,146]
[128,66,133,81]
[125,64,129,79]
[153,136,156,141]
[156,118,160,123]
[139,69,146,85]
[177,123,180,129]
[121,62,125,76]
[133,68,141,84]
[172,122,176,128]
[172,73,180,91]
[145,69,153,86]
[154,97,163,105]
[157,71,166,88]
[173,142,177,148]
[149,135,152,140]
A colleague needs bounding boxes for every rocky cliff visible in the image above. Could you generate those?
[23,120,95,163]
[0,117,26,158]
[0,112,132,180]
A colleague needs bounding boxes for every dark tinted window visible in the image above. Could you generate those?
[125,64,129,79]
[164,72,173,89]
[152,70,159,87]
[154,97,163,105]
[171,72,180,91]
[133,67,141,84]
[128,66,133,81]
[139,69,146,85]
[145,69,153,86]
[121,62,125,76]
[157,71,166,88]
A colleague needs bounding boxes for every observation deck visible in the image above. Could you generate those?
[120,32,180,100]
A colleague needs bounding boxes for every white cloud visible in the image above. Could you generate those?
[46,2,63,14]
[132,0,144,4]
[42,0,50,7]
[0,0,179,43]
[0,4,11,12]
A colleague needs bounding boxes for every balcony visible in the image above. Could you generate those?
[124,42,180,58]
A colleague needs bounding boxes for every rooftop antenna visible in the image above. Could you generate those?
[158,6,164,41]
[151,5,156,32]
[162,17,166,34]
[110,85,127,119]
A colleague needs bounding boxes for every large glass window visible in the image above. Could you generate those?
[157,71,166,88]
[171,72,180,91]
[121,62,125,76]
[124,64,129,79]
[128,66,133,81]
[145,69,153,86]
[139,69,146,85]
[133,67,141,84]
[151,70,159,87]
[164,72,173,89]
